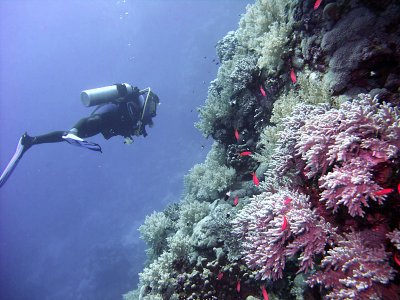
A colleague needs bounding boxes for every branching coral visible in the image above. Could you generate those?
[139,211,174,260]
[232,188,336,281]
[195,51,258,137]
[237,0,296,74]
[319,158,385,217]
[138,251,175,295]
[184,142,235,202]
[296,94,400,216]
[387,228,400,250]
[216,30,238,63]
[308,231,397,300]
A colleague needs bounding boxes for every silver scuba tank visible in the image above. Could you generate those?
[80,83,135,107]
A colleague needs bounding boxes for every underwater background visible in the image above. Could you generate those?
[0,0,249,299]
[1,0,400,300]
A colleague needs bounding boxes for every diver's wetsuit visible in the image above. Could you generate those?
[27,92,146,147]
[0,85,159,188]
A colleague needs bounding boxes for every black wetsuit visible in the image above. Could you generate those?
[29,92,145,146]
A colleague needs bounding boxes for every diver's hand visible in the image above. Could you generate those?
[124,136,134,145]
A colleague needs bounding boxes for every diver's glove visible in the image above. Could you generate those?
[124,136,134,145]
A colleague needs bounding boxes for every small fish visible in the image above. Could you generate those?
[252,172,259,186]
[398,183,400,194]
[236,280,241,293]
[394,253,400,267]
[217,272,224,280]
[234,129,240,141]
[234,196,239,206]
[281,215,288,230]
[261,286,269,300]
[314,0,322,10]
[290,68,297,83]
[225,191,231,201]
[284,197,292,205]
[260,85,266,97]
[240,151,252,156]
[374,188,394,196]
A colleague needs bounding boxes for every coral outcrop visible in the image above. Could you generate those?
[124,0,400,299]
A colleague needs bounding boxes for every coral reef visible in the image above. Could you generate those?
[125,0,400,299]
[232,188,337,281]
[308,231,398,299]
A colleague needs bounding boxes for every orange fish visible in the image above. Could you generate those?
[395,253,400,267]
[261,285,269,300]
[284,197,292,205]
[281,215,288,230]
[234,196,239,206]
[252,172,259,186]
[374,188,394,196]
[314,0,322,10]
[234,129,239,141]
[260,85,266,97]
[290,68,297,83]
[217,272,224,280]
[240,151,252,156]
[236,280,241,293]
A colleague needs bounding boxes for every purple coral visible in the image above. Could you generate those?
[232,189,336,281]
[319,157,385,217]
[387,228,400,251]
[295,94,400,216]
[307,231,397,300]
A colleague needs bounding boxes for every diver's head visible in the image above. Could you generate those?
[140,88,160,125]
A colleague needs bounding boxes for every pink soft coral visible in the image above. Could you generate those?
[232,189,336,281]
[296,94,400,216]
[307,231,397,300]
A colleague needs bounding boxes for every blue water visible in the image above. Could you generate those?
[0,1,250,299]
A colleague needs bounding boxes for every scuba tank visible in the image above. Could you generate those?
[80,83,135,107]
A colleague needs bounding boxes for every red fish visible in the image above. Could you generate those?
[284,197,292,205]
[261,285,269,300]
[217,272,224,280]
[314,0,322,10]
[398,183,400,194]
[234,129,239,141]
[236,280,241,293]
[234,196,239,206]
[240,151,252,156]
[374,188,394,196]
[260,85,266,97]
[281,215,288,231]
[395,253,400,267]
[290,68,297,83]
[252,172,259,186]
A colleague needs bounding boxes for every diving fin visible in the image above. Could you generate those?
[62,133,102,153]
[0,136,27,188]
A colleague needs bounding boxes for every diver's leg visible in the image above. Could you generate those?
[0,130,67,188]
[28,131,66,144]
[20,131,66,154]
[72,115,104,138]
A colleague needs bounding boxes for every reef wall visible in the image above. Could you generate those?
[124,0,400,299]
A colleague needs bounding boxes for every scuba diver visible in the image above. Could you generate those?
[0,83,160,188]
